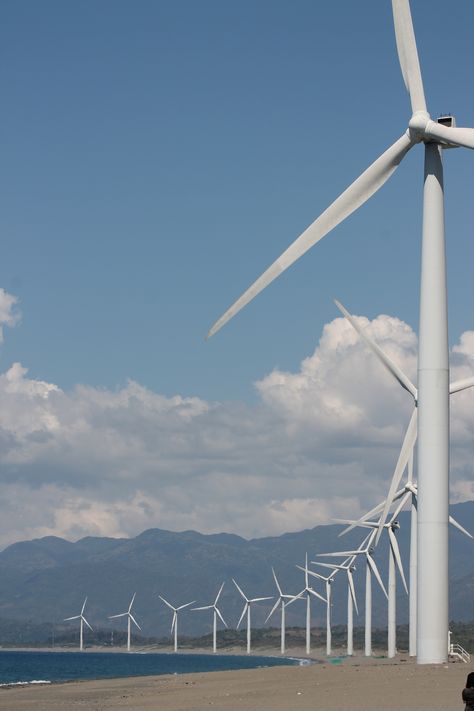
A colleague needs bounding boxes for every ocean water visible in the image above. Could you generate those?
[0,650,304,686]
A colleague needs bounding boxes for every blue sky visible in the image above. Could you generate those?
[1,0,473,403]
[0,1,473,545]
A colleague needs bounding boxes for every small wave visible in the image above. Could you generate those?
[0,679,52,687]
[287,657,313,666]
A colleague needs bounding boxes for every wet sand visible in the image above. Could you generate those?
[0,649,470,711]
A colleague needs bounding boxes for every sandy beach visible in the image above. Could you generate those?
[0,648,470,711]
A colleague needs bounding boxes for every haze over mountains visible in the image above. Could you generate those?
[1,501,473,639]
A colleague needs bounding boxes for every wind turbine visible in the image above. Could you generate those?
[158,595,196,653]
[64,596,92,651]
[298,565,338,657]
[192,582,227,653]
[293,553,326,655]
[109,593,142,652]
[265,568,301,655]
[316,530,388,657]
[313,555,358,656]
[232,579,272,654]
[207,0,474,664]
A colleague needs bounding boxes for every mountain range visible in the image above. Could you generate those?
[0,500,473,640]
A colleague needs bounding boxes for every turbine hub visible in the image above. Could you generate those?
[408,110,431,140]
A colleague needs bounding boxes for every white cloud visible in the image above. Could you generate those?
[0,306,473,548]
[0,288,20,342]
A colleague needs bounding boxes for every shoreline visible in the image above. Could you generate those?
[0,647,471,711]
[0,652,470,711]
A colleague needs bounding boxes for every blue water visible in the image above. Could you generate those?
[0,650,303,685]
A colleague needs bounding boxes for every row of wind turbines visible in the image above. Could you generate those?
[206,0,474,665]
[65,385,472,657]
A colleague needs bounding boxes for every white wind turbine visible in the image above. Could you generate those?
[158,595,196,653]
[109,592,142,652]
[293,553,326,655]
[207,0,474,664]
[232,579,272,654]
[298,565,338,657]
[316,530,388,658]
[192,582,227,653]
[64,596,92,651]
[265,568,301,655]
[313,555,358,656]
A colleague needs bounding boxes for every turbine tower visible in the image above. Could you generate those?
[64,596,92,651]
[158,595,196,653]
[109,592,142,652]
[192,582,227,653]
[207,0,474,664]
[232,579,272,654]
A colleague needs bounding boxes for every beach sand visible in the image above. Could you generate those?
[0,648,470,711]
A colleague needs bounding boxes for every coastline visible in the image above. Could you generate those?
[0,648,470,711]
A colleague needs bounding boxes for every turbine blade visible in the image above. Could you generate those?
[391,0,427,113]
[314,561,345,571]
[192,605,213,611]
[64,615,80,621]
[83,616,93,631]
[305,567,329,582]
[214,581,225,605]
[250,596,273,603]
[424,121,474,150]
[449,515,473,539]
[158,595,175,611]
[207,133,414,339]
[308,588,327,603]
[81,597,88,614]
[317,549,363,557]
[366,555,388,600]
[109,613,127,619]
[388,528,408,594]
[232,578,248,601]
[129,614,141,631]
[237,604,248,630]
[177,601,196,610]
[391,490,411,520]
[265,598,281,623]
[376,407,417,544]
[334,299,417,400]
[450,375,474,395]
[129,592,136,612]
[215,607,227,628]
[272,568,283,596]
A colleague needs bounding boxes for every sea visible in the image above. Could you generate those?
[0,650,305,686]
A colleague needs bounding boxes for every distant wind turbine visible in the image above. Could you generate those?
[265,568,302,655]
[192,582,227,653]
[64,596,92,651]
[158,595,195,653]
[294,553,326,655]
[109,592,142,652]
[232,579,272,654]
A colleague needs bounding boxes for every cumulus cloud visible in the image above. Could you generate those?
[0,303,473,548]
[0,288,20,342]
